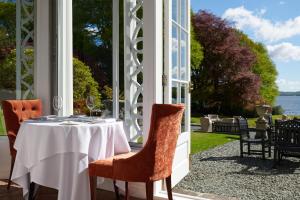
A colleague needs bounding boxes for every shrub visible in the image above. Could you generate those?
[0,49,33,92]
[73,58,101,114]
[272,105,284,115]
[101,85,113,100]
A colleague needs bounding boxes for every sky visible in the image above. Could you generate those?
[191,0,300,92]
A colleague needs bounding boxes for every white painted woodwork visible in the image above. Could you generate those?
[143,0,163,142]
[57,0,73,116]
[34,0,51,115]
[113,0,120,119]
[143,0,164,196]
[124,0,144,141]
[164,0,191,187]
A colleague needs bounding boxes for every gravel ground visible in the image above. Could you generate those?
[174,140,300,200]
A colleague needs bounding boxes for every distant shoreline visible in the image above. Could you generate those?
[280,91,300,96]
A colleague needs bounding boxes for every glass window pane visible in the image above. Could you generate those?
[172,24,178,79]
[172,0,178,22]
[0,1,35,136]
[0,2,15,136]
[180,83,187,132]
[181,0,187,28]
[181,84,186,104]
[180,30,187,80]
[172,82,178,104]
[73,0,113,116]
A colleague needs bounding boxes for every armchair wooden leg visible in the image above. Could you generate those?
[28,182,36,200]
[125,181,129,200]
[90,176,97,200]
[113,180,120,200]
[145,181,153,200]
[7,157,15,190]
[166,176,173,200]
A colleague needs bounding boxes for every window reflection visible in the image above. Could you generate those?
[181,30,187,80]
[172,24,179,79]
[181,0,187,28]
[172,0,178,22]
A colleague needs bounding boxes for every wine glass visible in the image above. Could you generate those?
[86,96,95,117]
[53,96,63,116]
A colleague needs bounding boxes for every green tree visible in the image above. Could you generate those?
[0,49,33,91]
[73,58,101,113]
[191,23,204,71]
[238,31,279,105]
[192,11,260,115]
[0,2,16,41]
[73,0,114,87]
[190,21,204,112]
[0,2,16,62]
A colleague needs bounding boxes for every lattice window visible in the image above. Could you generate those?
[16,0,35,99]
[124,0,144,141]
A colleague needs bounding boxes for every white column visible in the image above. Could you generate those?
[16,0,21,99]
[143,0,163,142]
[57,0,73,116]
[113,0,119,119]
[34,0,51,115]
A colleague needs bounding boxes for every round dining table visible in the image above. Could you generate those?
[11,117,131,200]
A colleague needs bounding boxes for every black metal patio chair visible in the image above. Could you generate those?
[274,119,300,166]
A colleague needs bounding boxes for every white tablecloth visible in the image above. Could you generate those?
[12,119,131,200]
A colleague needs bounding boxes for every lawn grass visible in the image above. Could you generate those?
[191,117,200,124]
[191,132,239,155]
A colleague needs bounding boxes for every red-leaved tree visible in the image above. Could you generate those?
[192,11,261,115]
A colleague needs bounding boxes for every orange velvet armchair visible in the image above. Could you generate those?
[2,99,42,190]
[89,104,185,200]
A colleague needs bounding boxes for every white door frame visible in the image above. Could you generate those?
[164,0,191,187]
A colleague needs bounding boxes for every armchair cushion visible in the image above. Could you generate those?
[89,152,136,179]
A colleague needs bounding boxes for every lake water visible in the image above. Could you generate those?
[276,96,300,115]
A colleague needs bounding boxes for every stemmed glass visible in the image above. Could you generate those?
[86,95,95,117]
[53,96,63,116]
